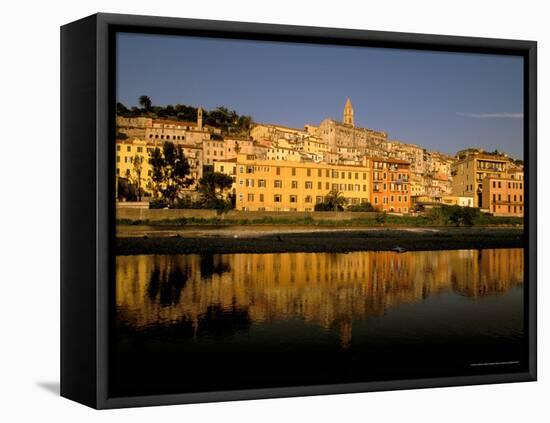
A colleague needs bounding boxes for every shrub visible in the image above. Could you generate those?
[347,202,375,212]
[427,205,481,226]
[375,212,387,225]
[149,199,168,209]
[314,202,333,211]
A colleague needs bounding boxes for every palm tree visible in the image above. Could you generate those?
[138,95,152,111]
[325,189,346,211]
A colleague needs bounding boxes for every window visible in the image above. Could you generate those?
[326,169,330,177]
[305,195,312,203]
[274,194,281,203]
[326,182,330,190]
[116,156,120,163]
[355,172,358,180]
[291,180,298,189]
[290,195,297,203]
[258,179,266,188]
[276,167,280,175]
[363,173,366,180]
[316,196,323,204]
[274,180,282,188]
[292,168,296,176]
[318,169,322,177]
[305,181,312,189]
[363,185,367,192]
[317,181,322,190]
[259,194,264,202]
[116,145,121,151]
[307,169,311,177]
[247,193,254,202]
[126,146,131,152]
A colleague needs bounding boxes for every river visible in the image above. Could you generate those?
[111,248,525,397]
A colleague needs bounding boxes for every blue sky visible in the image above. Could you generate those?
[117,33,524,158]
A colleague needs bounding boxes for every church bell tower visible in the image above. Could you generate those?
[343,98,354,127]
[197,106,203,130]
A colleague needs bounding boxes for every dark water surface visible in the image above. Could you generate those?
[112,248,525,397]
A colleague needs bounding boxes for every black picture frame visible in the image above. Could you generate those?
[61,12,537,409]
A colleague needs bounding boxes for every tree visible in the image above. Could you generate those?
[149,142,194,207]
[116,102,129,116]
[138,95,152,111]
[197,172,234,213]
[131,154,143,202]
[315,189,347,211]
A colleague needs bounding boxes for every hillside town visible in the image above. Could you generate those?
[116,98,524,217]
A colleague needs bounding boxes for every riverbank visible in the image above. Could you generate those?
[116,226,525,255]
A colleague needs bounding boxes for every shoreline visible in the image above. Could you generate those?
[116,227,525,256]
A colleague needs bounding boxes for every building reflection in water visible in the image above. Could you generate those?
[116,249,524,348]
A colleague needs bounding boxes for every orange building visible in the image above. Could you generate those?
[371,157,411,213]
[481,170,524,216]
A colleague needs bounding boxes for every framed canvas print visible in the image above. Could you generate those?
[60,13,537,409]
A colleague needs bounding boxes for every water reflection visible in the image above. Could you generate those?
[116,249,523,348]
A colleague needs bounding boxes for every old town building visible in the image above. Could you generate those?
[370,158,411,213]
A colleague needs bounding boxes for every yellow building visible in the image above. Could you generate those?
[217,154,371,211]
[451,153,508,207]
[116,138,203,198]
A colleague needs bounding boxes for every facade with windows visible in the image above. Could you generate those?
[115,138,203,198]
[451,153,509,207]
[481,171,524,217]
[220,154,372,212]
[370,158,411,213]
